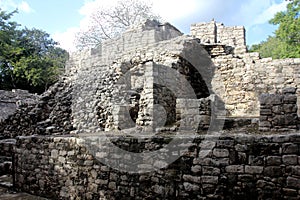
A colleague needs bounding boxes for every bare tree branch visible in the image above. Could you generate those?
[75,0,161,50]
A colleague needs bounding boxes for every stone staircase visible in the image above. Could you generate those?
[0,139,15,188]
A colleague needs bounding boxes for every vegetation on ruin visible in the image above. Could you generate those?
[250,0,300,58]
[0,9,68,94]
[75,0,161,49]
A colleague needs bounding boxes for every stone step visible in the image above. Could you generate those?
[0,139,16,158]
[0,156,12,163]
[0,184,50,199]
[0,161,12,176]
[0,175,13,188]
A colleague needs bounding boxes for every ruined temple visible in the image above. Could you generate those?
[0,20,300,199]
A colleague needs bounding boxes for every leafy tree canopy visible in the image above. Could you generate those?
[0,9,68,93]
[250,0,300,58]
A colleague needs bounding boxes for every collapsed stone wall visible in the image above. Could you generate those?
[0,19,300,200]
[191,21,300,119]
[14,134,300,200]
[68,20,218,134]
[0,80,73,139]
[0,89,38,123]
[1,20,299,137]
[1,20,299,136]
[0,20,220,140]
[211,53,300,118]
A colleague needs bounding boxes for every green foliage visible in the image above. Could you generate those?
[249,36,299,59]
[250,0,300,58]
[270,0,300,45]
[0,10,68,93]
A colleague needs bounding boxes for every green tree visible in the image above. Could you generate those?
[250,0,300,58]
[13,28,68,92]
[270,0,300,46]
[0,10,21,89]
[0,10,68,93]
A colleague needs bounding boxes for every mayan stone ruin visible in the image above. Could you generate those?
[0,20,300,199]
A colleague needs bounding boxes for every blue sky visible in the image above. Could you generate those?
[0,0,289,52]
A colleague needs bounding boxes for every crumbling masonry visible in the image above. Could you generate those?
[0,20,300,199]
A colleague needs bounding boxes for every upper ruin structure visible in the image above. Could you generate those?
[68,20,218,133]
[65,19,300,133]
[191,20,247,55]
[1,19,299,137]
[0,19,300,200]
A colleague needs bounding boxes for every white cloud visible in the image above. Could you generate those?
[235,0,288,29]
[79,0,119,16]
[234,0,273,27]
[53,0,116,52]
[230,0,289,46]
[0,0,17,11]
[53,0,290,52]
[253,1,288,25]
[18,1,34,13]
[54,0,136,52]
[152,0,198,21]
[53,27,79,52]
[0,0,34,13]
[54,0,211,51]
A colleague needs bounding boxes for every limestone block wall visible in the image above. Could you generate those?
[215,23,246,55]
[67,21,216,134]
[67,20,300,121]
[190,21,216,44]
[14,134,300,199]
[212,54,300,117]
[191,21,300,118]
[65,21,183,130]
[68,21,182,133]
[66,20,182,79]
[259,88,299,131]
[176,97,211,131]
[191,21,247,55]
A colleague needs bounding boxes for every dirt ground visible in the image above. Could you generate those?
[0,175,48,200]
[0,186,49,200]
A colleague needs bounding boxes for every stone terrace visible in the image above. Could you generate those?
[0,20,299,199]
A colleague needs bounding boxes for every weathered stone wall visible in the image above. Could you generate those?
[14,134,300,199]
[176,97,211,131]
[0,19,299,200]
[190,21,300,119]
[0,81,73,139]
[66,20,183,79]
[211,53,300,117]
[65,20,185,132]
[191,20,247,55]
[191,21,216,44]
[259,88,299,131]
[0,139,15,175]
[0,89,38,123]
[66,19,300,123]
[0,20,221,141]
[68,20,217,134]
[215,22,246,55]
